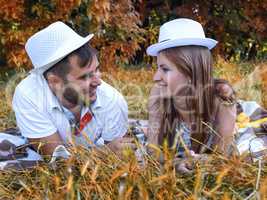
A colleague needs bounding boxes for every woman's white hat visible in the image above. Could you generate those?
[25,21,94,74]
[146,18,218,56]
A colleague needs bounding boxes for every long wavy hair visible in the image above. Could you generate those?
[158,45,215,152]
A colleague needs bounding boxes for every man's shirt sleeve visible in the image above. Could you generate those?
[12,88,57,139]
[101,94,128,141]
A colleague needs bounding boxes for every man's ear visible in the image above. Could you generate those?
[46,73,63,91]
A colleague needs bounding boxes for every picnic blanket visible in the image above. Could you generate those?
[0,128,70,170]
[235,100,267,160]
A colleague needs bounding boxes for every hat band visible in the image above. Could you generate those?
[160,39,170,43]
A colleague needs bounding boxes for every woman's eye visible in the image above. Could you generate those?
[162,67,170,72]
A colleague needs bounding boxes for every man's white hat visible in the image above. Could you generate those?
[25,21,94,74]
[146,18,217,56]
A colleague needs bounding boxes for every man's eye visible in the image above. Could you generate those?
[80,74,92,80]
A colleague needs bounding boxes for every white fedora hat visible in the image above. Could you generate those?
[146,18,218,56]
[25,21,94,74]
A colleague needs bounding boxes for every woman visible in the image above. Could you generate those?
[146,18,236,156]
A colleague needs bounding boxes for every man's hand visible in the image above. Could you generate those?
[106,137,137,154]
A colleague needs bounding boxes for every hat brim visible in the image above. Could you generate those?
[30,34,94,74]
[146,38,218,56]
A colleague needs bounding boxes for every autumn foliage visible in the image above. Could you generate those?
[0,0,144,70]
[142,0,267,61]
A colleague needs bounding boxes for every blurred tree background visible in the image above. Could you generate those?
[0,0,267,71]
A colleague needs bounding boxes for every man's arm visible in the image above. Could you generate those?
[12,87,63,157]
[28,132,64,157]
[98,86,136,153]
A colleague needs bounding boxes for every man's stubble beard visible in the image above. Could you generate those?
[61,78,91,107]
[63,86,83,106]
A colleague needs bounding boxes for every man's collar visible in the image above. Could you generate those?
[90,88,102,109]
[38,75,62,112]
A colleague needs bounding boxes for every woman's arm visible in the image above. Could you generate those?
[214,98,237,156]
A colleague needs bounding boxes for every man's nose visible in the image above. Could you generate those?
[153,69,162,82]
[91,71,101,86]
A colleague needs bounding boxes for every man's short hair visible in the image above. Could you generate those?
[44,43,98,80]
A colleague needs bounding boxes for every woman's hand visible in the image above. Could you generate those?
[214,79,236,103]
[174,151,208,174]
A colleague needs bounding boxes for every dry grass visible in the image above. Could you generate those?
[0,60,267,199]
[214,58,267,107]
[101,68,155,119]
[0,146,266,199]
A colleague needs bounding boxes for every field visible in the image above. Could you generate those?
[0,59,267,199]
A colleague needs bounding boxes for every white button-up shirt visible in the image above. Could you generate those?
[12,73,128,147]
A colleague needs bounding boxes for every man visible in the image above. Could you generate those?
[12,21,135,156]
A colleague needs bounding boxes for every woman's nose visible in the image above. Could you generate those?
[153,69,162,82]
